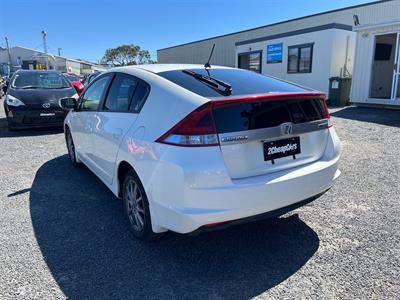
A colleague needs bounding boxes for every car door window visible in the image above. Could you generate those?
[104,75,138,112]
[130,81,150,113]
[81,76,111,111]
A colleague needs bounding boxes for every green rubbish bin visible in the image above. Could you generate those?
[328,77,352,107]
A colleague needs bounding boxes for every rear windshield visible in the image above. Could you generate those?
[64,74,81,82]
[11,72,70,89]
[213,98,328,133]
[158,68,311,98]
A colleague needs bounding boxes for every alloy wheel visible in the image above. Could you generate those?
[125,179,145,232]
[66,131,76,163]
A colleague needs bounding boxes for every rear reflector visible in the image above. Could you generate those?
[156,102,219,147]
[327,118,333,128]
[321,96,333,128]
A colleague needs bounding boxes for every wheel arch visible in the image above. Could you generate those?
[115,159,165,234]
[116,160,141,198]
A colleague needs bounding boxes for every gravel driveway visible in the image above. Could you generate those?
[0,100,399,299]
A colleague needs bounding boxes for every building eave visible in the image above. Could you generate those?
[353,18,400,31]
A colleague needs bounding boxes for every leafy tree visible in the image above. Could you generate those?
[101,44,155,66]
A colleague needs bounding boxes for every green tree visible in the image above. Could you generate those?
[101,44,155,66]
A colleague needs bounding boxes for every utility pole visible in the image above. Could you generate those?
[4,36,12,72]
[58,48,62,56]
[41,30,48,53]
[41,30,49,69]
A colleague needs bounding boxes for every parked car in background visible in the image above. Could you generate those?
[0,77,6,98]
[63,73,84,95]
[82,70,102,87]
[4,70,78,130]
[61,64,341,241]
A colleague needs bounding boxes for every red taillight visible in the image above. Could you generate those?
[201,221,228,228]
[156,102,219,147]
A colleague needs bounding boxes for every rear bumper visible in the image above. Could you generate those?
[191,190,328,235]
[150,155,340,234]
[5,105,66,128]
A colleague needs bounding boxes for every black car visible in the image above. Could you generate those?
[3,70,77,130]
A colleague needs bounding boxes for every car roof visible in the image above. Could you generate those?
[110,64,233,74]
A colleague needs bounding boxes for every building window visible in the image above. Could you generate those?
[238,51,262,73]
[287,43,313,73]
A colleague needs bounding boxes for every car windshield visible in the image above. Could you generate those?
[11,72,71,89]
[158,68,312,98]
[64,74,81,82]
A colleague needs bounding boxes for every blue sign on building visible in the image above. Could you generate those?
[267,43,283,64]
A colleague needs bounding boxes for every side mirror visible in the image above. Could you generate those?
[60,97,78,111]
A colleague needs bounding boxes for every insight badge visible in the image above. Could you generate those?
[221,135,248,143]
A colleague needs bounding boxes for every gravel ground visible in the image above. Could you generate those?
[0,100,399,299]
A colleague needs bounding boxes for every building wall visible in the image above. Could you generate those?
[235,29,355,94]
[66,60,81,74]
[0,46,105,75]
[329,30,356,78]
[0,47,60,70]
[55,57,68,72]
[157,0,400,67]
[80,63,93,74]
[351,21,400,104]
[0,47,43,68]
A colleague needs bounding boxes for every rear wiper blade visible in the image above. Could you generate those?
[182,70,232,96]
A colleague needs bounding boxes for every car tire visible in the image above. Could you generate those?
[65,128,81,167]
[4,107,15,131]
[6,120,18,131]
[122,170,161,241]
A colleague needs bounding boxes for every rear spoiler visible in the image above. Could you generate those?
[211,92,325,106]
[211,92,329,118]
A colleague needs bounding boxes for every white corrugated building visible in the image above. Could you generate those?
[351,19,400,106]
[0,46,107,75]
[157,0,400,105]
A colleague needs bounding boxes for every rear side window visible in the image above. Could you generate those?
[104,75,138,112]
[130,81,150,113]
[81,76,111,111]
[213,98,328,133]
[158,68,310,98]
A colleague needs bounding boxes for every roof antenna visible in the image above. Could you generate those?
[204,44,215,69]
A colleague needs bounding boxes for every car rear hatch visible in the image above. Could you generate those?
[212,92,331,179]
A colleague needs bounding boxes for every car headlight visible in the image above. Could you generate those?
[71,93,79,99]
[5,94,25,107]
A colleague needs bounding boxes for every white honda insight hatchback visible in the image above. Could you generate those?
[61,64,341,240]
